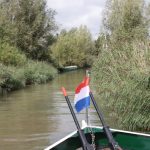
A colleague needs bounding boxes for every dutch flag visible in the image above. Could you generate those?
[74,77,90,112]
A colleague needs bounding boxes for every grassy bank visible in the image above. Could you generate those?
[0,61,57,95]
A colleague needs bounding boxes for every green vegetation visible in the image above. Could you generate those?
[0,64,26,91]
[50,26,96,68]
[92,0,150,132]
[0,61,57,92]
[0,0,58,94]
[0,43,27,66]
[0,0,149,132]
[24,61,57,85]
[0,0,95,94]
[0,0,57,60]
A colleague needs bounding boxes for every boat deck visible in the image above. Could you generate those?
[45,125,150,150]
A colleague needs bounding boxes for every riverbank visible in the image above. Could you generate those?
[0,61,57,96]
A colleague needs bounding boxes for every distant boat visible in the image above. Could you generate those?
[59,65,78,72]
[44,121,150,150]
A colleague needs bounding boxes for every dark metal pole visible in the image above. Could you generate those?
[86,108,89,125]
[62,87,94,150]
[85,70,90,125]
[90,92,122,150]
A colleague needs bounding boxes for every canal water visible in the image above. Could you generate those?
[0,70,100,150]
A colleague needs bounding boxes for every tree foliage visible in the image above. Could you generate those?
[50,26,95,68]
[0,0,57,60]
[103,0,148,43]
[0,0,58,93]
[0,43,27,66]
[92,0,150,131]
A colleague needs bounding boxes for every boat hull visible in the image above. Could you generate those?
[59,66,78,72]
[45,126,150,150]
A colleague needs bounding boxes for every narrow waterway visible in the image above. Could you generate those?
[0,70,100,150]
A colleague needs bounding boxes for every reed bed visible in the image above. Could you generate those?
[91,41,150,132]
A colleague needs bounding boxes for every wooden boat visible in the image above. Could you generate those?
[44,121,150,150]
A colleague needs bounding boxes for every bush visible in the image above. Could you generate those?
[0,61,57,92]
[0,64,26,91]
[0,43,27,66]
[24,60,57,85]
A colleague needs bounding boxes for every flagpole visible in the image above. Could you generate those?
[86,106,89,125]
[61,87,94,150]
[86,69,90,125]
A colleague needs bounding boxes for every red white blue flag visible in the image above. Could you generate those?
[74,77,90,112]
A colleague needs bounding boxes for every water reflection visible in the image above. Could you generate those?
[0,70,99,150]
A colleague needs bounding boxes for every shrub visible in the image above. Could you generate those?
[24,60,57,84]
[0,61,57,92]
[0,43,27,66]
[0,64,26,91]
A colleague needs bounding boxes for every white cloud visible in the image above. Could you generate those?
[48,0,84,10]
[47,0,106,39]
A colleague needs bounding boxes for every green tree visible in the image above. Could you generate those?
[0,0,57,60]
[50,26,95,68]
[92,0,150,131]
[95,33,109,56]
[103,0,148,42]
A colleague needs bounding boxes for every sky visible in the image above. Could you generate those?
[47,0,107,39]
